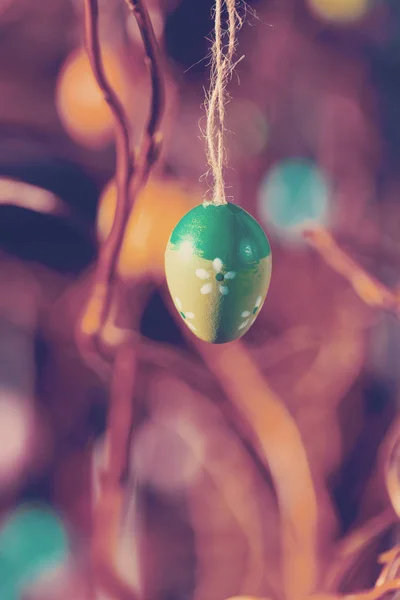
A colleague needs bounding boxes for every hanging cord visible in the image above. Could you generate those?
[205,0,243,205]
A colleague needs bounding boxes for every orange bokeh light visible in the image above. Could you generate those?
[55,46,128,149]
[97,178,200,279]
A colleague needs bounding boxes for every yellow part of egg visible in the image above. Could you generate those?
[97,178,200,280]
[56,46,128,149]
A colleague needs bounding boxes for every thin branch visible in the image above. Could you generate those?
[196,341,318,600]
[375,547,400,587]
[309,583,400,600]
[382,417,400,520]
[78,0,165,355]
[92,342,138,591]
[78,1,166,599]
[79,5,137,592]
[79,0,133,353]
[323,509,396,592]
[357,578,400,600]
[303,227,400,315]
[124,0,165,189]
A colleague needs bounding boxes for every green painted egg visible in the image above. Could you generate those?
[165,202,272,344]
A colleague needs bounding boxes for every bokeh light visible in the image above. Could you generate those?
[0,390,35,489]
[97,177,200,279]
[0,555,18,600]
[0,506,68,588]
[306,0,371,24]
[55,46,129,149]
[0,179,60,215]
[258,158,331,240]
[226,99,269,159]
[26,561,91,600]
[131,413,205,493]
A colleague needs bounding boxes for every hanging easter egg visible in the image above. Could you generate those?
[165,202,272,344]
[55,46,129,149]
[98,177,199,280]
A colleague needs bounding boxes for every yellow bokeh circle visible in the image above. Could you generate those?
[56,46,129,149]
[97,178,200,280]
[306,0,371,23]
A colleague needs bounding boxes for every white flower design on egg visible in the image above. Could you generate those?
[195,258,236,295]
[238,295,263,330]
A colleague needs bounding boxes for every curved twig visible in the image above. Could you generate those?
[78,2,166,599]
[382,417,400,520]
[124,0,165,190]
[323,509,396,592]
[303,227,400,316]
[80,0,133,350]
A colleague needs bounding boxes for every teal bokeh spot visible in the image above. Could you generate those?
[0,506,68,587]
[258,159,330,236]
[0,554,19,600]
[2,580,17,600]
[169,202,271,267]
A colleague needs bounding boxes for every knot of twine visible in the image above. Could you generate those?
[205,0,243,206]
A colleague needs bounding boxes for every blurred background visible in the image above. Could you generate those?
[0,0,400,598]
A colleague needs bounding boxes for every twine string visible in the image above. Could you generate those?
[206,0,243,206]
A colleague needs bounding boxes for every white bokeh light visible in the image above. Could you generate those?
[0,390,35,489]
[131,413,205,493]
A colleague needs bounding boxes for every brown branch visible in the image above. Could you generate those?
[303,227,400,315]
[80,0,133,352]
[79,0,165,356]
[78,5,137,591]
[124,0,165,189]
[77,2,166,599]
[92,341,139,600]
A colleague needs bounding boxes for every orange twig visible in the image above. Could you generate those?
[303,227,400,314]
[323,509,396,592]
[195,340,318,600]
[356,578,400,600]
